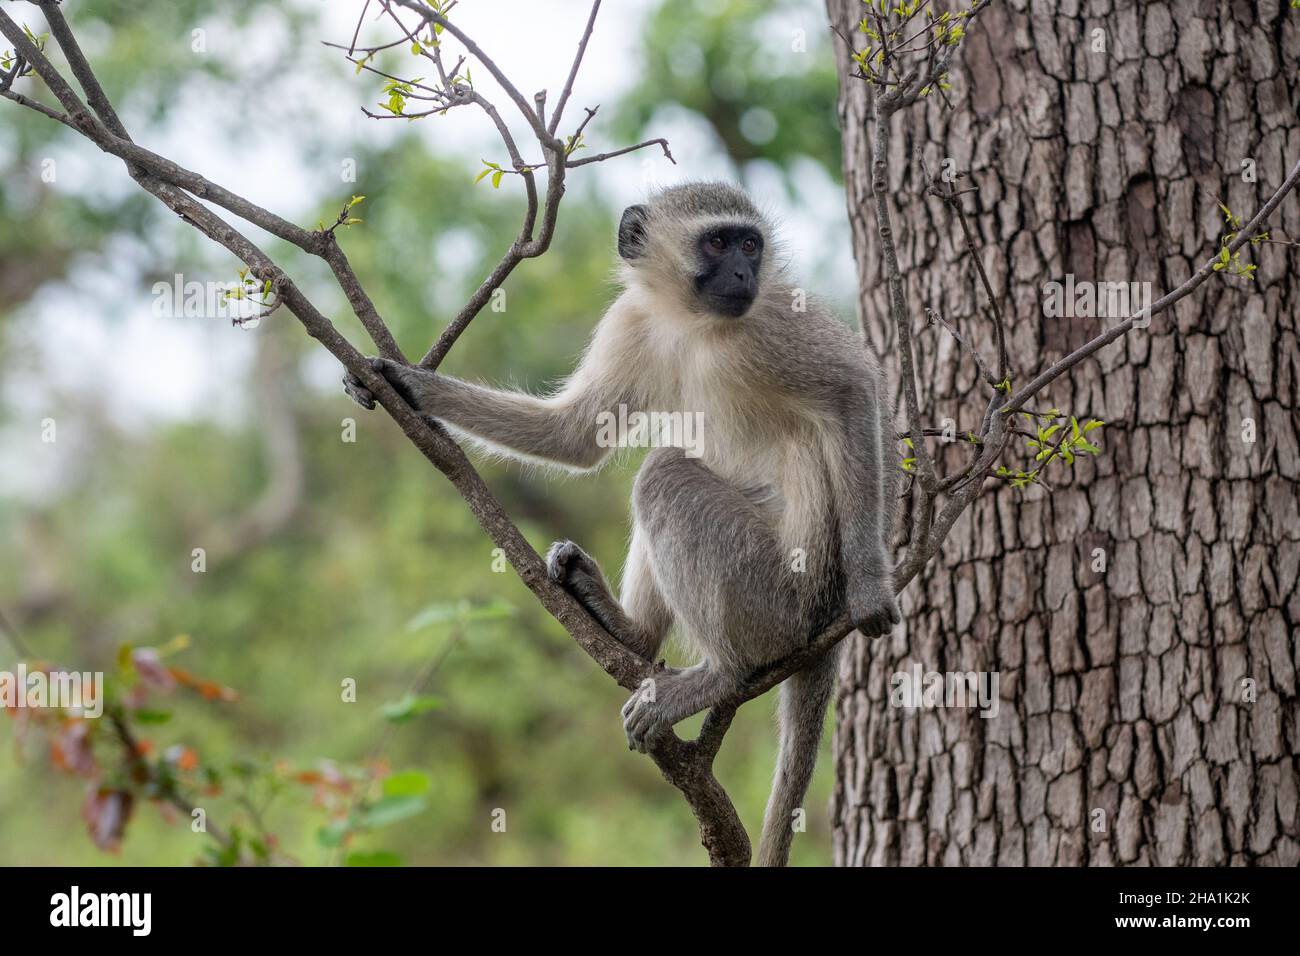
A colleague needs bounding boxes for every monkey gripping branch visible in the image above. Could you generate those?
[1,0,1296,866]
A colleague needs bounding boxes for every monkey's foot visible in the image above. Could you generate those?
[547,541,660,660]
[620,665,713,753]
[545,539,621,627]
[545,539,603,589]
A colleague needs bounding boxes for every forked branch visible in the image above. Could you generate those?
[3,0,1296,867]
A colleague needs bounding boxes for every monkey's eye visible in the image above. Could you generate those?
[707,235,727,252]
[741,237,758,255]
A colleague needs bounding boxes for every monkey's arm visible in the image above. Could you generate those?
[832,376,901,636]
[376,360,619,469]
[344,317,638,471]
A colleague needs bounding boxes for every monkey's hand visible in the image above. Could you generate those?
[342,356,438,412]
[848,576,900,638]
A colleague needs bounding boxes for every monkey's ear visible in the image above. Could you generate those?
[617,204,649,260]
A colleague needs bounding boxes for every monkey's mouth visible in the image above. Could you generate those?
[705,291,755,318]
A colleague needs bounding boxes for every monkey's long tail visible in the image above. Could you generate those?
[755,646,839,867]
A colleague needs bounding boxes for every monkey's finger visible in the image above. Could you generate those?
[342,375,376,410]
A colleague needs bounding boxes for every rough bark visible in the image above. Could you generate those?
[828,0,1299,866]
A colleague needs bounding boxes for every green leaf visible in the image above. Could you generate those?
[360,795,427,829]
[383,770,432,798]
[458,598,515,623]
[491,170,504,189]
[405,602,461,630]
[405,596,516,632]
[133,709,172,724]
[317,820,351,848]
[380,693,443,723]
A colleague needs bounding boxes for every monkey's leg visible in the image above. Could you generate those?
[620,661,731,752]
[545,534,671,661]
[621,448,813,751]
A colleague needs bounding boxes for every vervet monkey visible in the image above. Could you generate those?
[344,182,898,866]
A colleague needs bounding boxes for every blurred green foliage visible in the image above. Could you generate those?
[613,0,841,177]
[0,0,845,865]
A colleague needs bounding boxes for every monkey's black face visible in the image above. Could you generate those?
[694,225,763,318]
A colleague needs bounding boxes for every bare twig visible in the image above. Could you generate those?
[926,307,998,388]
[547,0,601,137]
[1002,157,1300,416]
[920,151,1009,382]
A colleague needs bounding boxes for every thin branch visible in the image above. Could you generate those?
[348,0,372,56]
[919,152,1009,381]
[926,306,997,388]
[0,605,34,660]
[566,137,676,168]
[547,0,601,137]
[0,85,73,128]
[1004,157,1300,416]
[389,0,558,148]
[870,100,938,492]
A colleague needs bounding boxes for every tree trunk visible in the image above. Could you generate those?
[826,0,1299,866]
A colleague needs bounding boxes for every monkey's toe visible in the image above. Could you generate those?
[545,540,580,584]
[545,539,599,587]
[621,686,662,752]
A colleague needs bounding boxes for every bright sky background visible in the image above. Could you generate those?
[1,0,854,498]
